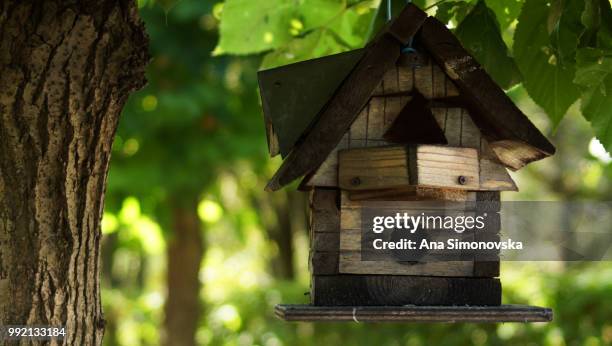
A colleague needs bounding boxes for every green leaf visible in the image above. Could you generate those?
[455,0,520,89]
[259,1,376,68]
[580,0,612,48]
[597,0,612,49]
[484,0,522,30]
[581,75,612,151]
[575,47,612,151]
[514,0,581,126]
[435,1,474,25]
[327,1,377,48]
[549,0,585,66]
[299,0,345,31]
[215,0,297,55]
[574,48,612,89]
[260,30,348,69]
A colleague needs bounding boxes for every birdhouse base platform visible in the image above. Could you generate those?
[275,304,552,323]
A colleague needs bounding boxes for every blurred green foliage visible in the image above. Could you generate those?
[101,0,612,345]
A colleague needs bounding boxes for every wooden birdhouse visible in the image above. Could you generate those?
[259,4,554,322]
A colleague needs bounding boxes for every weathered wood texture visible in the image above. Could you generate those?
[338,192,500,277]
[308,188,340,275]
[304,52,462,189]
[340,193,468,276]
[311,275,501,306]
[266,4,428,191]
[432,108,517,191]
[375,51,461,98]
[338,145,480,191]
[259,49,365,157]
[304,58,516,191]
[0,2,149,345]
[264,116,280,157]
[419,17,555,170]
[275,304,553,322]
[347,186,474,202]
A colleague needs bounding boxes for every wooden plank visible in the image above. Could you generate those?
[413,187,476,202]
[476,191,501,211]
[431,108,517,191]
[303,138,389,188]
[310,251,338,275]
[382,65,400,95]
[309,189,340,274]
[312,232,340,252]
[265,117,280,157]
[416,145,480,189]
[266,6,428,191]
[309,189,341,272]
[305,134,348,187]
[444,108,462,146]
[310,187,339,210]
[350,104,369,140]
[460,109,481,149]
[310,206,339,233]
[383,96,405,128]
[311,275,501,306]
[341,191,479,211]
[258,49,365,157]
[432,63,447,99]
[480,139,518,191]
[414,56,433,99]
[338,145,479,191]
[419,17,555,170]
[338,146,410,190]
[446,76,461,97]
[275,304,553,322]
[474,261,500,277]
[347,186,419,201]
[338,252,474,276]
[347,187,477,202]
[366,97,387,140]
[432,107,447,130]
[397,64,413,92]
[388,4,429,44]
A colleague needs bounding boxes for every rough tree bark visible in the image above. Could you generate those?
[163,197,204,346]
[0,1,148,345]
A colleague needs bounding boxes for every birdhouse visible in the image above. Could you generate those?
[259,4,554,322]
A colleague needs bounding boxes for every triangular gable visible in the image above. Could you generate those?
[383,91,447,144]
[258,49,365,157]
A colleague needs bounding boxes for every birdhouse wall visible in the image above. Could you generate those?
[307,187,502,306]
[304,52,508,306]
[337,191,501,277]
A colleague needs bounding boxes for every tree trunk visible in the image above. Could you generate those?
[163,199,204,346]
[0,1,148,345]
[264,190,307,280]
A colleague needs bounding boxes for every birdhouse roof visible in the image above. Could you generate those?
[258,4,555,192]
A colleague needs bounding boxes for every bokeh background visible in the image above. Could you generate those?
[100,0,612,345]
